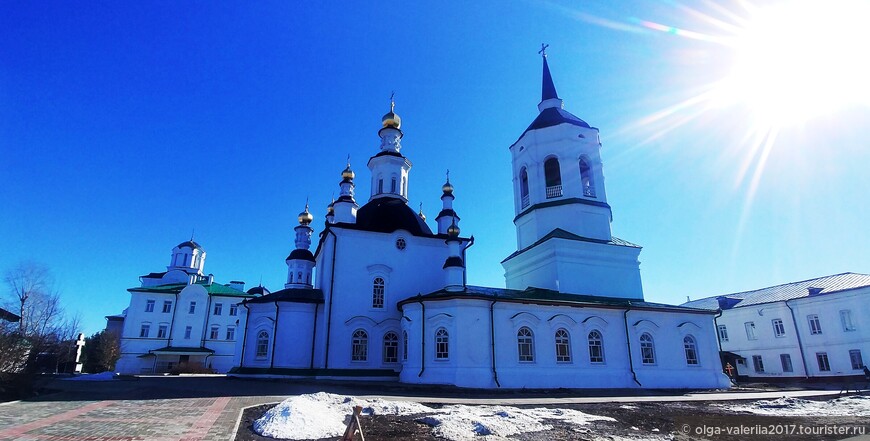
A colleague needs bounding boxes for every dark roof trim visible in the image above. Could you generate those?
[443,256,465,268]
[435,209,460,220]
[397,293,714,315]
[502,228,639,263]
[514,197,611,223]
[243,287,324,305]
[0,307,21,322]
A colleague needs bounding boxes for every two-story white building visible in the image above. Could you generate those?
[113,240,263,374]
[682,272,870,382]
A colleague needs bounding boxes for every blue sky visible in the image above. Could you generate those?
[2,1,868,335]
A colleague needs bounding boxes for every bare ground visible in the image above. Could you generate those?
[235,396,870,441]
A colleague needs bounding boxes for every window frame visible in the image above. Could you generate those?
[780,354,793,372]
[744,321,757,340]
[383,331,399,363]
[849,349,863,370]
[188,301,196,314]
[717,325,729,342]
[588,330,605,364]
[213,303,223,316]
[351,329,368,362]
[139,323,151,338]
[372,277,385,309]
[639,332,656,365]
[162,300,172,314]
[255,330,270,359]
[157,324,168,339]
[184,326,192,339]
[435,328,449,360]
[517,327,535,363]
[752,355,765,373]
[841,310,856,332]
[209,325,219,340]
[229,304,238,316]
[772,318,786,338]
[226,326,236,341]
[816,352,830,371]
[807,314,822,335]
[145,300,155,313]
[683,335,699,366]
[554,328,571,363]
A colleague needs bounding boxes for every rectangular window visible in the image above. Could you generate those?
[850,350,863,370]
[808,315,822,335]
[744,322,757,340]
[226,327,235,341]
[229,304,238,316]
[752,355,764,373]
[157,324,168,339]
[188,301,196,314]
[772,319,785,337]
[816,352,830,371]
[184,326,192,339]
[213,303,223,315]
[139,323,150,338]
[209,326,219,340]
[378,179,383,193]
[162,300,172,313]
[780,354,793,372]
[390,177,397,193]
[841,310,856,331]
[717,325,729,342]
[145,300,155,313]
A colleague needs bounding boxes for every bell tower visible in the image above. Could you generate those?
[501,48,644,300]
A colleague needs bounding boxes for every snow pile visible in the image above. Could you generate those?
[253,392,434,439]
[417,405,614,441]
[726,395,870,417]
[62,372,117,381]
[254,392,614,441]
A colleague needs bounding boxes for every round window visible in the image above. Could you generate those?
[396,238,406,250]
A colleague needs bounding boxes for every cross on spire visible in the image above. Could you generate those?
[538,43,549,57]
[390,91,395,112]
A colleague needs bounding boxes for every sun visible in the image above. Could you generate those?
[715,0,870,128]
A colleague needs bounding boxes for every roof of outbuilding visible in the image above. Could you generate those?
[502,228,640,263]
[0,307,20,322]
[397,285,713,314]
[128,282,256,298]
[681,272,870,310]
[243,287,324,304]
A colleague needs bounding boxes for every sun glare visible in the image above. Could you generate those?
[716,1,870,127]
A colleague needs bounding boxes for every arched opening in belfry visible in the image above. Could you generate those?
[544,157,562,198]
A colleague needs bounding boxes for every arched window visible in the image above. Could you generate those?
[579,157,595,197]
[517,327,535,362]
[391,177,397,193]
[378,179,384,194]
[435,328,449,360]
[297,272,302,282]
[639,333,656,365]
[544,157,562,198]
[351,329,368,361]
[255,330,270,359]
[372,277,385,308]
[555,328,571,362]
[588,330,605,363]
[519,167,530,208]
[383,332,399,363]
[684,335,699,365]
[402,330,408,361]
[288,272,293,283]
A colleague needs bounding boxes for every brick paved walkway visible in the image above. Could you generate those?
[0,376,852,441]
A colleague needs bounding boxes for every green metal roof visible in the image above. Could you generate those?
[128,282,256,298]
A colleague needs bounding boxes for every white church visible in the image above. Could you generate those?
[233,54,730,389]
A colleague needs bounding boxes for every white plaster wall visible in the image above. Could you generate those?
[503,237,643,300]
[273,303,317,368]
[720,289,870,379]
[400,300,728,389]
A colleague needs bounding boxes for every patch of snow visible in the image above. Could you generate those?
[725,395,870,417]
[619,405,638,410]
[253,392,615,441]
[62,372,117,381]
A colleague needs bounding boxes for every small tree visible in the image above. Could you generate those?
[81,330,120,373]
[2,262,79,373]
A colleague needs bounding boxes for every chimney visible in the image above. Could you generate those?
[229,280,245,292]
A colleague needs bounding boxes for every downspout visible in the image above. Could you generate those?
[461,236,475,289]
[417,299,426,377]
[490,300,501,387]
[713,309,723,349]
[168,291,180,345]
[309,303,319,370]
[785,299,810,379]
[239,303,249,368]
[200,294,214,348]
[324,228,338,369]
[623,302,642,386]
[270,300,280,369]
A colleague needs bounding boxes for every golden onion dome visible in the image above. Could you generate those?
[442,180,454,194]
[298,204,313,225]
[341,165,355,180]
[327,200,335,214]
[447,221,460,237]
[418,206,426,222]
[382,99,401,129]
